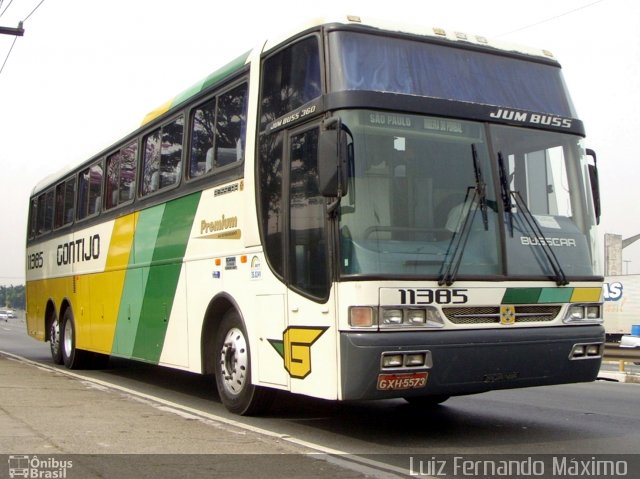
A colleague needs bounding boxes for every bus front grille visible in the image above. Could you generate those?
[442,305,562,324]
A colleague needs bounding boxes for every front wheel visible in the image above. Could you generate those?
[214,310,274,415]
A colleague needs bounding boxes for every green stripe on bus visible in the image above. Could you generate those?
[131,192,201,362]
[143,51,251,126]
[501,288,542,304]
[538,288,574,303]
[112,206,165,357]
[502,287,594,304]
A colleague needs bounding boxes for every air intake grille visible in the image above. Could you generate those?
[443,305,561,324]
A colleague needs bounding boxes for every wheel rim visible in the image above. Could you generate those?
[63,318,73,358]
[219,327,248,396]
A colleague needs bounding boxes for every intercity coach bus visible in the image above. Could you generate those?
[26,16,604,415]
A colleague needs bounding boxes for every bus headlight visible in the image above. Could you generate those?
[379,307,444,329]
[563,304,602,324]
[382,309,404,325]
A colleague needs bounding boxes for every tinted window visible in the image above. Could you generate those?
[77,161,103,220]
[258,132,284,278]
[329,31,576,117]
[106,141,137,209]
[189,83,248,179]
[36,189,54,235]
[54,177,75,229]
[260,37,321,128]
[190,98,216,178]
[141,129,161,195]
[142,116,184,195]
[289,128,328,298]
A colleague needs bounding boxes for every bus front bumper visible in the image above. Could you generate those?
[339,325,605,401]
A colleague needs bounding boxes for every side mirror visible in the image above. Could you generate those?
[586,148,601,225]
[319,118,349,197]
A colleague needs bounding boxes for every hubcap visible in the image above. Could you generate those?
[219,327,248,395]
[63,319,73,358]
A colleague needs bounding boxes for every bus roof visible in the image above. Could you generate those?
[31,15,560,197]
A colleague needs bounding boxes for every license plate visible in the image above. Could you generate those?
[377,372,428,390]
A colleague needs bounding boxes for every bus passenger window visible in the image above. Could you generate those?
[77,161,103,220]
[106,141,137,209]
[54,177,75,229]
[142,116,183,194]
[36,189,54,236]
[215,83,247,168]
[142,129,161,196]
[189,97,216,178]
[161,116,183,188]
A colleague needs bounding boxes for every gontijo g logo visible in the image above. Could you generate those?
[268,327,328,379]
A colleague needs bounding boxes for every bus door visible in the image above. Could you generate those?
[284,124,338,399]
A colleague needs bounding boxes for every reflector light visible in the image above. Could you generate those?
[350,307,374,327]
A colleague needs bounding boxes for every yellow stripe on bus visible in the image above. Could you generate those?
[570,287,602,303]
[86,213,139,353]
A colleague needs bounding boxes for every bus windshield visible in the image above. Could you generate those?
[328,30,576,117]
[337,110,599,280]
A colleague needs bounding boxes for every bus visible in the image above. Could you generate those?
[26,16,605,415]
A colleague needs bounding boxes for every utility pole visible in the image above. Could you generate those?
[0,21,24,37]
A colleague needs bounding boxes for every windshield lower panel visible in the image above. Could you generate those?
[338,110,600,280]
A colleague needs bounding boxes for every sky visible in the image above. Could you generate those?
[0,0,638,286]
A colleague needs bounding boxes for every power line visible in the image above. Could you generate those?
[0,0,47,77]
[0,0,15,19]
[496,0,606,37]
[24,0,45,22]
[0,35,17,75]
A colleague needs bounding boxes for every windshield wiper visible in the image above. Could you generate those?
[438,144,487,286]
[497,151,569,286]
[472,143,489,231]
[497,152,514,236]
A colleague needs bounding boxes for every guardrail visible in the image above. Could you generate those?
[604,343,640,362]
[603,343,640,373]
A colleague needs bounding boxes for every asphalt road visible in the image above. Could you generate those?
[1,315,639,478]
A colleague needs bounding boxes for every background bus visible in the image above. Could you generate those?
[26,16,604,415]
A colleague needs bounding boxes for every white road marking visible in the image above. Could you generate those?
[0,350,422,479]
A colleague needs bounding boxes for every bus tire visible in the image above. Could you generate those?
[60,308,90,369]
[49,310,63,365]
[214,310,274,415]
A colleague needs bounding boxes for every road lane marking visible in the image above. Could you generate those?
[0,350,421,479]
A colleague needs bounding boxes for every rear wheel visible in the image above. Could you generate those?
[49,310,63,365]
[60,308,90,369]
[214,310,274,415]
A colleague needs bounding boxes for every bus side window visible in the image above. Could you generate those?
[106,141,137,210]
[36,189,54,236]
[77,160,103,220]
[28,198,37,239]
[189,97,216,178]
[54,177,75,229]
[142,116,183,194]
[215,83,247,168]
[142,129,161,196]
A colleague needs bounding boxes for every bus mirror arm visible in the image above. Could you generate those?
[586,148,601,225]
[319,117,349,198]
